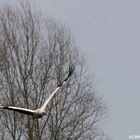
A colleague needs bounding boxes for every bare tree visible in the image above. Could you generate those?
[0,3,107,140]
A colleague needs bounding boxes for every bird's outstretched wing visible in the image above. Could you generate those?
[40,65,75,111]
[0,105,35,115]
[0,65,75,115]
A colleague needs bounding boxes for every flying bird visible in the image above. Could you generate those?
[0,65,75,119]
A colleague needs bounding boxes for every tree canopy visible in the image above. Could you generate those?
[0,3,107,140]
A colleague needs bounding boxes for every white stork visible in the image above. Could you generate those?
[0,65,75,119]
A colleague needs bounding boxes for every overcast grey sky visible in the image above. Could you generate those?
[1,0,140,139]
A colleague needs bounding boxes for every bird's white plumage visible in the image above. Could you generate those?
[0,106,35,113]
[0,85,63,118]
[40,86,60,111]
[0,86,63,118]
[0,65,75,118]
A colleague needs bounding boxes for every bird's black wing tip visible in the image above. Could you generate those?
[63,64,75,82]
[68,64,75,77]
[57,64,75,87]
